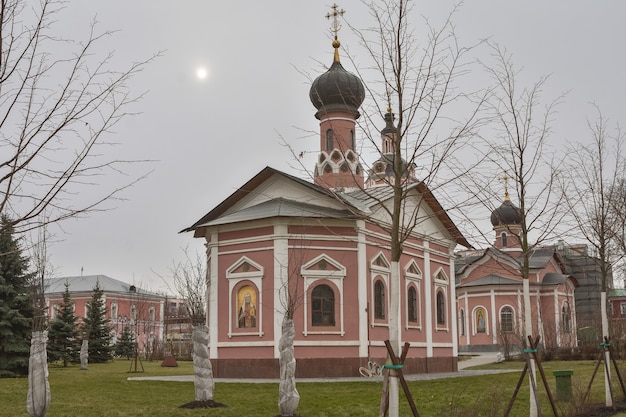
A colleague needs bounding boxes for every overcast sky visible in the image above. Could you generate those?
[40,1,626,293]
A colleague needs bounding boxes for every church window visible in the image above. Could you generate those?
[500,306,514,333]
[340,162,349,172]
[149,306,155,322]
[475,308,486,333]
[436,290,445,325]
[459,308,465,336]
[350,130,355,149]
[311,284,335,326]
[620,302,626,315]
[110,302,118,320]
[326,129,334,150]
[323,163,333,174]
[407,286,417,323]
[501,232,508,247]
[374,280,385,319]
[562,302,571,333]
[130,304,136,321]
[237,285,258,328]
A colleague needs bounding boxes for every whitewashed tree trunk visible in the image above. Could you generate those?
[388,261,401,417]
[27,331,50,417]
[278,317,299,416]
[601,291,612,407]
[192,325,214,401]
[79,339,88,370]
[523,279,538,417]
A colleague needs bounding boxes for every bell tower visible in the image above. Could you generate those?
[309,4,365,191]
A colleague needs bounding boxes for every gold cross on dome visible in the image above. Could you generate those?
[501,172,510,200]
[326,4,345,38]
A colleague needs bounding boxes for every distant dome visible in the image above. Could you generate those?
[309,59,365,118]
[490,199,522,226]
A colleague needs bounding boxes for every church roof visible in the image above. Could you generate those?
[194,197,356,227]
[183,166,471,248]
[458,274,520,287]
[45,275,163,298]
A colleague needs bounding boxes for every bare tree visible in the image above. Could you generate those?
[0,0,155,235]
[170,248,215,405]
[562,106,626,406]
[472,44,567,417]
[340,3,485,415]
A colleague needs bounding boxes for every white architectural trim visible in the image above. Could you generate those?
[274,224,289,359]
[226,255,264,338]
[357,220,368,357]
[300,254,347,336]
[424,241,433,356]
[490,289,497,344]
[208,231,219,359]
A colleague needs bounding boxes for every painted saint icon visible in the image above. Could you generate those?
[476,308,486,333]
[238,286,257,328]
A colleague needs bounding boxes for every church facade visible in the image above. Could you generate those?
[455,195,578,354]
[183,31,469,378]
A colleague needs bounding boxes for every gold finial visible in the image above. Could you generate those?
[501,172,510,201]
[326,4,345,62]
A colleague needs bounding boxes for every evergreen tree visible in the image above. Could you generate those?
[47,282,78,366]
[81,282,112,363]
[114,326,135,359]
[0,214,33,377]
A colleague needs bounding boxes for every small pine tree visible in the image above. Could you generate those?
[47,282,79,366]
[0,215,33,377]
[82,282,112,363]
[115,326,135,359]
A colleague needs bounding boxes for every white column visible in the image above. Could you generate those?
[491,289,497,344]
[449,247,458,357]
[464,296,470,346]
[208,231,219,359]
[357,220,369,358]
[423,241,433,357]
[274,224,289,359]
[554,289,560,347]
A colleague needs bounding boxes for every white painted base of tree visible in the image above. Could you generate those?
[278,317,299,416]
[192,325,214,402]
[79,339,88,370]
[27,331,50,417]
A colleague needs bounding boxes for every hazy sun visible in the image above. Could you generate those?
[196,67,209,80]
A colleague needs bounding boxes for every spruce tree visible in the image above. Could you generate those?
[0,215,33,377]
[81,282,112,363]
[47,282,79,366]
[114,326,135,359]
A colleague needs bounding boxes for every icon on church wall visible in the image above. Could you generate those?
[237,286,257,328]
[476,308,486,333]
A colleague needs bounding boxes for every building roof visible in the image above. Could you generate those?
[45,275,164,298]
[183,166,471,248]
[457,274,520,288]
[196,197,357,227]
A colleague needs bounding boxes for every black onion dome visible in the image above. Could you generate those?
[490,199,522,226]
[309,60,365,118]
[381,110,397,135]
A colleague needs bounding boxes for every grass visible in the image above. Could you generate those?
[1,358,625,416]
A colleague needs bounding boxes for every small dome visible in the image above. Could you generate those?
[490,199,522,226]
[309,59,365,118]
[367,153,416,183]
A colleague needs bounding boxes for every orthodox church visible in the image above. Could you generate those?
[455,189,578,354]
[183,23,469,378]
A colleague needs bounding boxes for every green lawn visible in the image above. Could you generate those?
[0,358,624,416]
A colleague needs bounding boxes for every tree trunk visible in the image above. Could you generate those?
[388,261,401,417]
[278,317,299,416]
[601,291,612,407]
[523,279,538,417]
[79,339,88,370]
[192,325,214,401]
[27,331,50,417]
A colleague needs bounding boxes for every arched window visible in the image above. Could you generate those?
[374,280,385,319]
[408,287,417,323]
[501,232,508,247]
[500,306,514,333]
[326,129,334,150]
[436,291,445,325]
[562,302,571,333]
[459,309,465,336]
[110,303,118,320]
[350,130,355,149]
[149,306,155,322]
[130,304,136,321]
[312,284,335,326]
[476,308,486,333]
